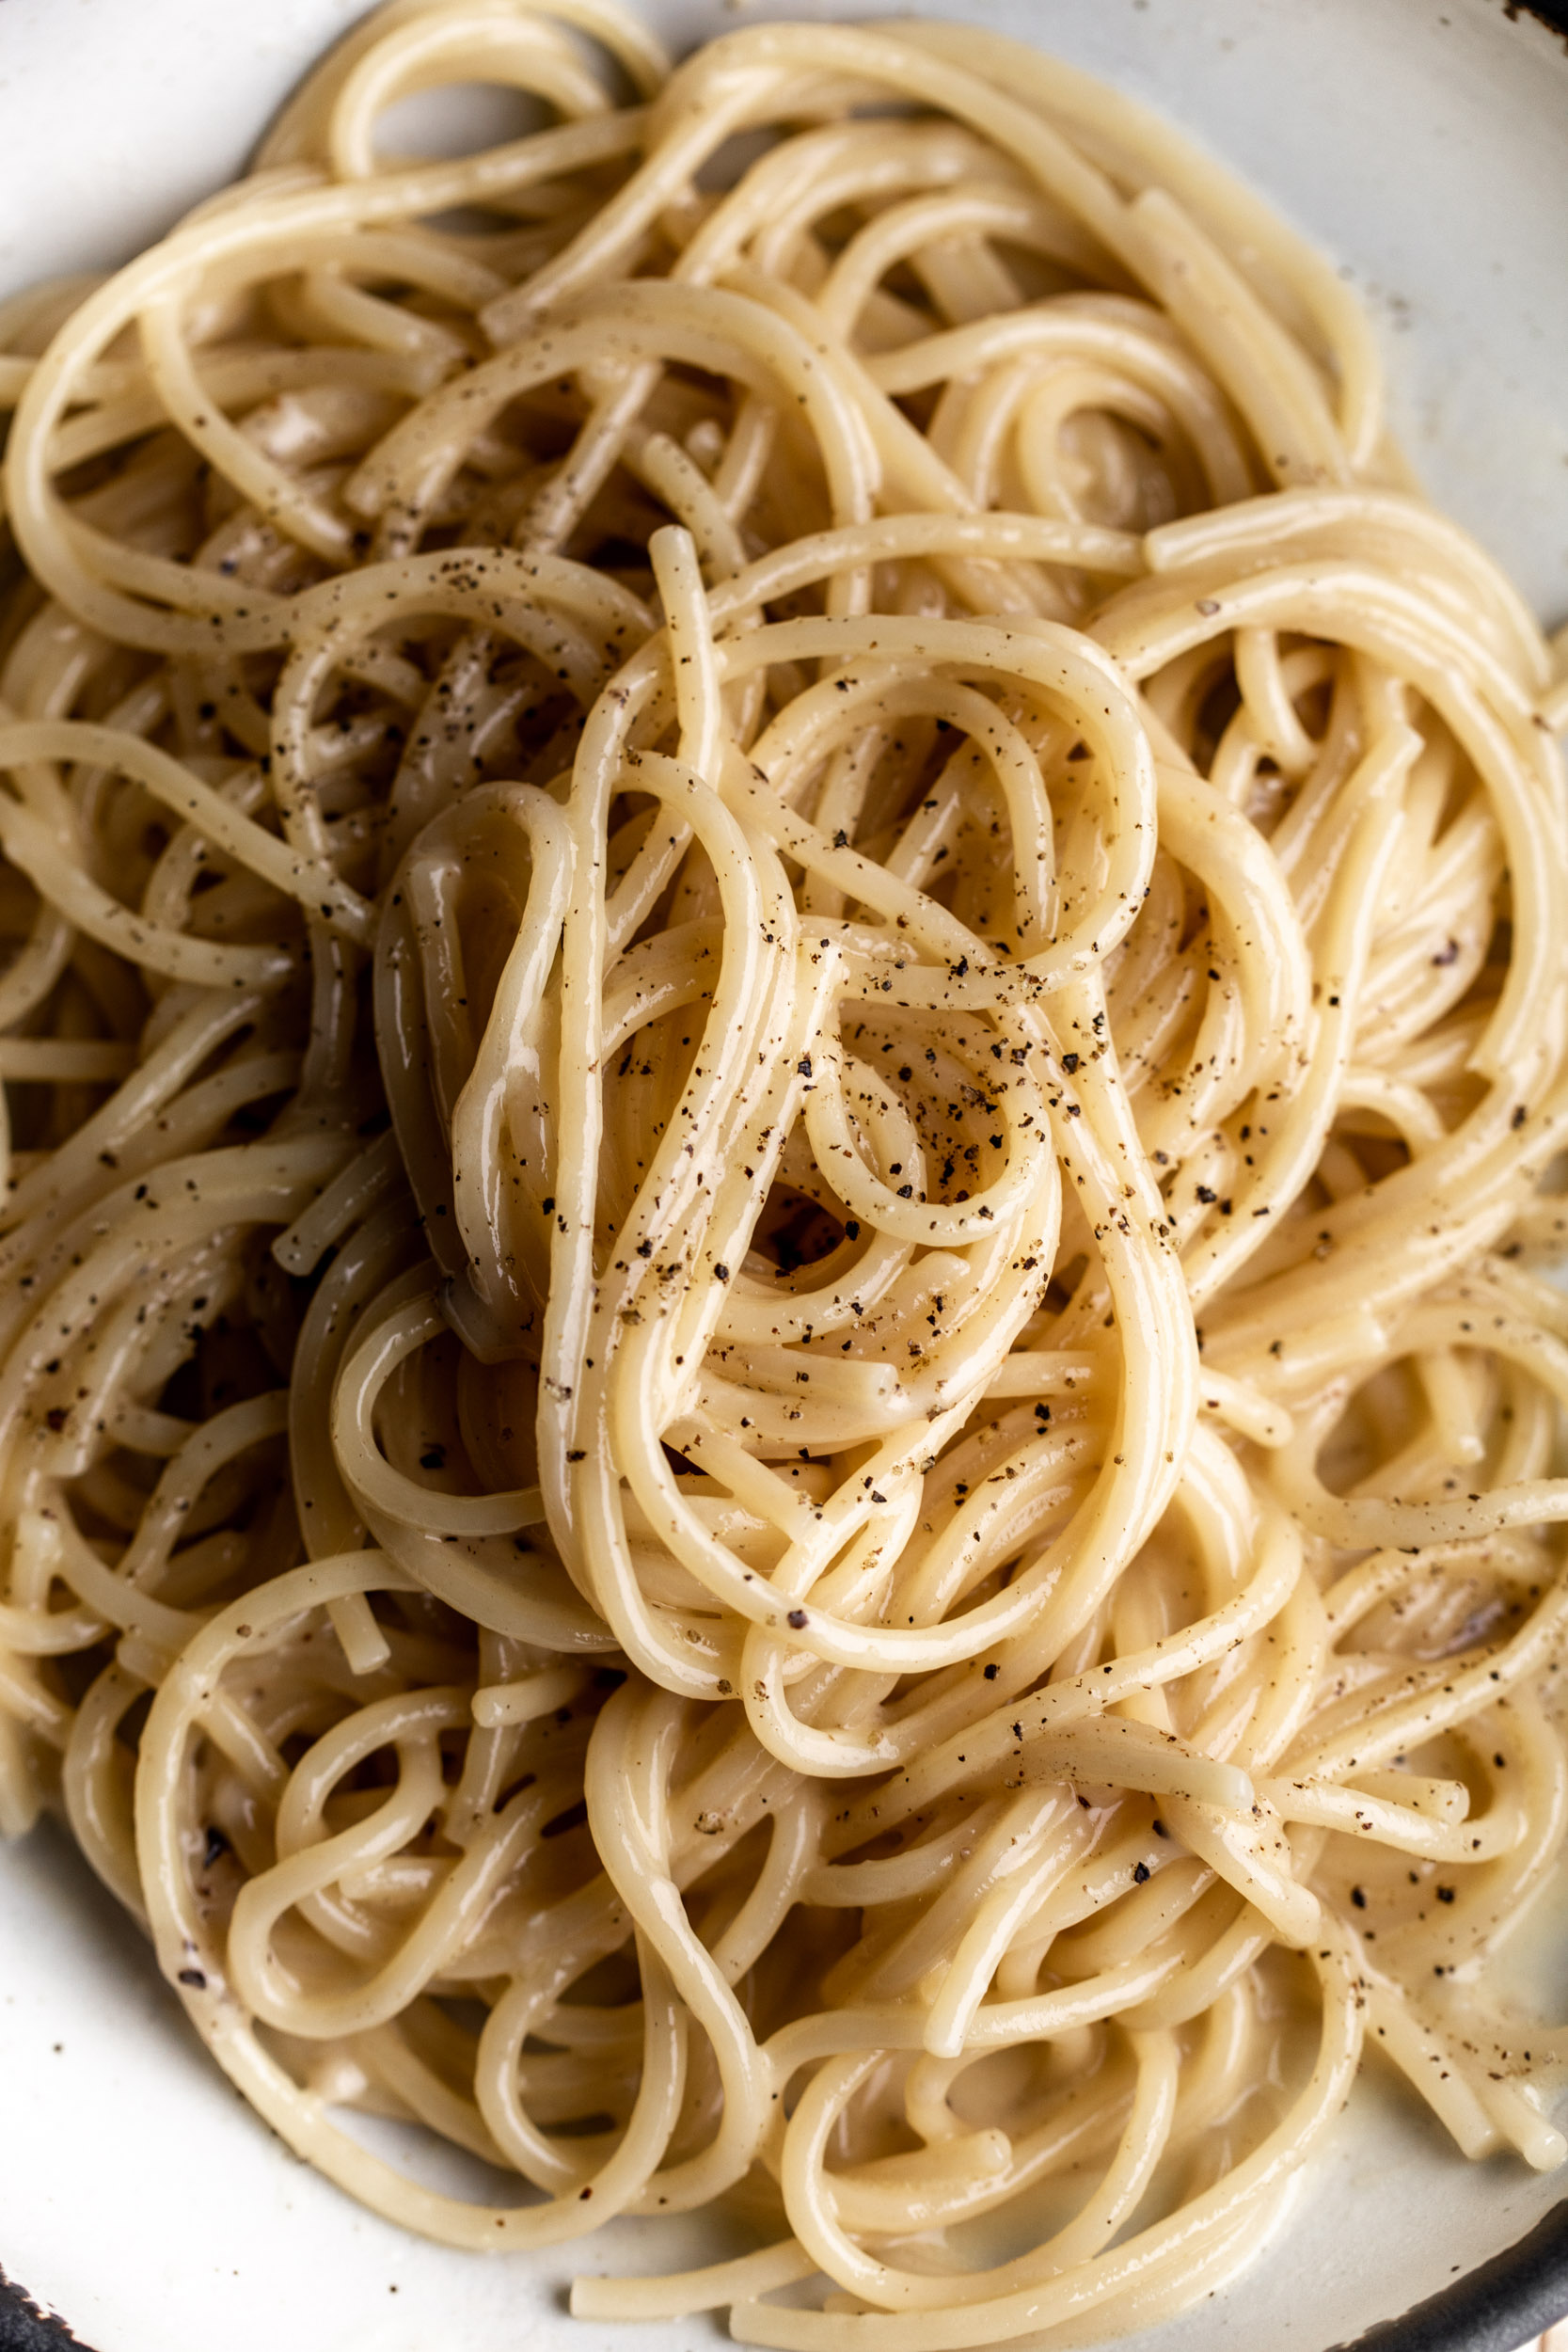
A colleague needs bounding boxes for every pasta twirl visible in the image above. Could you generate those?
[3,1,1568,2341]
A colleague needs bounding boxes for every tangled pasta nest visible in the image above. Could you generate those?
[3,1,1568,2342]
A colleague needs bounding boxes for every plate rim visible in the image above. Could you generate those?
[4,2192,1568,2350]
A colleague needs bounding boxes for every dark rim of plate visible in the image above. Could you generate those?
[4,0,1568,2348]
[7,2205,1568,2352]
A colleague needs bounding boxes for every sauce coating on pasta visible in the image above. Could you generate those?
[2,2,1568,2341]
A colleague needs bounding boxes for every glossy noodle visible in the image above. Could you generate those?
[3,2,1568,2341]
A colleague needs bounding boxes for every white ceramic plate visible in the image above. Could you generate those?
[3,4,1568,2348]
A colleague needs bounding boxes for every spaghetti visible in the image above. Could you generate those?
[2,1,1568,2341]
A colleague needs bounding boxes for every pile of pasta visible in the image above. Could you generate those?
[4,1,1568,2341]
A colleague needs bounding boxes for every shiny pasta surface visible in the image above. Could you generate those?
[2,3,1568,2344]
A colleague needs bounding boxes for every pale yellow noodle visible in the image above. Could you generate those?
[2,4,1567,2346]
